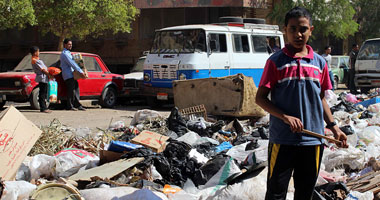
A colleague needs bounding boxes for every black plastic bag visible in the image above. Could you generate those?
[313,182,348,200]
[167,107,188,137]
[121,148,156,170]
[194,142,218,158]
[359,110,375,119]
[339,125,355,136]
[192,154,231,186]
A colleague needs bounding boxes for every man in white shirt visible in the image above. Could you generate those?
[322,46,334,90]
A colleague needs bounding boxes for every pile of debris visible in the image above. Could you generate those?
[1,89,380,200]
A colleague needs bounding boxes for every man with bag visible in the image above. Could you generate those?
[60,38,86,111]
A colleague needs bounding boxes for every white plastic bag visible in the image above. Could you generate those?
[226,142,255,163]
[325,90,339,107]
[368,103,380,113]
[188,149,209,164]
[323,146,365,172]
[177,131,201,146]
[130,109,162,126]
[80,187,168,200]
[1,181,36,200]
[28,154,56,180]
[345,191,373,200]
[356,126,380,145]
[55,149,99,177]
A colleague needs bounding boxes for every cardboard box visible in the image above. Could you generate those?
[0,106,42,180]
[73,53,88,80]
[130,130,169,153]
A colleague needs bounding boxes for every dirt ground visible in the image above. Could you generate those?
[5,102,172,131]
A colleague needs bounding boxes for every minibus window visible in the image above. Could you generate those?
[209,33,227,53]
[251,35,269,53]
[357,40,380,60]
[233,34,250,53]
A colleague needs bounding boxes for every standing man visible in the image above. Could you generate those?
[349,44,359,94]
[60,39,86,111]
[322,46,334,90]
[256,7,348,200]
[31,46,53,113]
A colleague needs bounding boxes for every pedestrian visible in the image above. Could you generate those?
[255,6,348,200]
[30,46,53,113]
[349,44,359,94]
[322,45,334,90]
[60,39,86,111]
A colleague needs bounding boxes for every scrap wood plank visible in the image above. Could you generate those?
[350,171,380,193]
[69,157,144,181]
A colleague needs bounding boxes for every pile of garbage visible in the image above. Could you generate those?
[1,89,380,200]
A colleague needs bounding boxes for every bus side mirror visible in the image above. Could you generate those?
[210,40,217,52]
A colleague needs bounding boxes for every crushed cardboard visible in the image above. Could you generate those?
[0,106,42,181]
[69,157,144,182]
[130,130,169,153]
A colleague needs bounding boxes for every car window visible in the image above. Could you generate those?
[13,54,60,72]
[132,57,145,72]
[83,56,101,72]
[233,34,250,53]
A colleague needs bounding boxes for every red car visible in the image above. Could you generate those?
[0,52,124,109]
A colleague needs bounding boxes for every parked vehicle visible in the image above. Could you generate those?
[143,17,284,107]
[331,55,349,89]
[355,38,380,93]
[0,52,124,109]
[122,56,145,98]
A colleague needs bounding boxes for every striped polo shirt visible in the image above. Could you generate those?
[259,44,332,145]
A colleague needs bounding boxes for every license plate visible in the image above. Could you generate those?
[157,93,168,100]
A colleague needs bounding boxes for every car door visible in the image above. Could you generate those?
[78,56,109,96]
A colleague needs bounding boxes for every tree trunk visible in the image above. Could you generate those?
[58,34,65,51]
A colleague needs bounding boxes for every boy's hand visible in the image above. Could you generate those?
[330,126,349,148]
[283,115,303,133]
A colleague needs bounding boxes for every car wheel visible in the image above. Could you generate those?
[333,76,339,90]
[100,87,117,108]
[30,88,50,110]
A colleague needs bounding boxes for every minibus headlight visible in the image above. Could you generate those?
[179,73,186,80]
[144,73,151,82]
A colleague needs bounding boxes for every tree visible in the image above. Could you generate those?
[352,0,380,41]
[0,0,36,30]
[32,0,138,50]
[267,0,358,41]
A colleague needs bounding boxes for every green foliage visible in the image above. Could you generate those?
[33,0,138,40]
[0,0,36,30]
[267,0,358,40]
[353,0,380,39]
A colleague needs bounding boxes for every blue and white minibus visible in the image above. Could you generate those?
[143,18,284,105]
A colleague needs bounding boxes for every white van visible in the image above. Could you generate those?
[355,38,380,93]
[142,17,284,106]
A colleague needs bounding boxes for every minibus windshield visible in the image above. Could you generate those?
[357,40,380,60]
[150,29,206,54]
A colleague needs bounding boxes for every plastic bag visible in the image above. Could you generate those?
[109,121,125,131]
[325,89,339,107]
[1,181,36,200]
[80,187,168,200]
[214,142,233,153]
[226,142,256,163]
[130,109,162,126]
[55,148,99,177]
[345,191,374,200]
[177,131,201,146]
[201,157,241,189]
[48,67,61,75]
[188,149,209,164]
[345,93,358,103]
[167,107,188,137]
[15,163,31,182]
[357,126,380,145]
[28,154,56,180]
[48,79,58,103]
